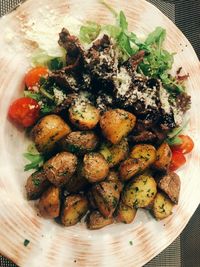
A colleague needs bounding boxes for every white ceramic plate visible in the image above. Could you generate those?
[0,0,200,266]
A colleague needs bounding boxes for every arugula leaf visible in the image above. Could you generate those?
[166,136,183,146]
[80,21,101,44]
[48,58,64,70]
[145,27,166,46]
[103,25,121,39]
[99,0,118,17]
[118,32,134,56]
[160,73,185,94]
[119,11,128,31]
[24,152,44,171]
[24,91,42,102]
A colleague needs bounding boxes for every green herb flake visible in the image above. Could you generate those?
[129,240,133,246]
[23,239,30,247]
[32,178,41,187]
[48,58,64,70]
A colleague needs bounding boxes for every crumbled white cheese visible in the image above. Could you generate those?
[172,107,183,126]
[159,86,171,113]
[53,88,66,105]
[114,67,132,97]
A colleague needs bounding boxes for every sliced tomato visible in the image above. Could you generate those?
[169,149,186,171]
[25,66,48,88]
[8,97,40,127]
[174,135,194,154]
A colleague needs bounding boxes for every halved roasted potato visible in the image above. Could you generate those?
[43,152,77,187]
[64,173,89,193]
[122,174,157,208]
[153,143,172,171]
[92,181,120,218]
[152,192,174,220]
[100,109,136,144]
[116,201,137,224]
[69,102,100,130]
[61,194,88,226]
[105,171,123,193]
[25,169,50,200]
[119,158,144,181]
[158,172,181,204]
[99,138,129,167]
[31,114,71,153]
[130,144,156,170]
[60,131,99,154]
[82,153,109,183]
[38,186,60,218]
[86,211,114,230]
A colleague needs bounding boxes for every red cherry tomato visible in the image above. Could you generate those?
[174,135,194,154]
[25,66,48,88]
[8,97,40,127]
[169,149,186,171]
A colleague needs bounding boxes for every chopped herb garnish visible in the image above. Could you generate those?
[32,178,41,187]
[24,152,44,171]
[24,239,30,247]
[129,240,133,246]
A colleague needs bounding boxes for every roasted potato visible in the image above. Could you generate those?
[82,153,109,183]
[122,174,157,208]
[69,102,100,130]
[100,109,136,144]
[99,138,129,167]
[64,173,89,193]
[87,190,97,209]
[105,171,123,193]
[152,192,174,220]
[158,172,181,204]
[86,211,114,230]
[44,152,77,187]
[31,114,71,153]
[130,144,156,170]
[61,194,88,226]
[116,201,137,224]
[119,158,144,181]
[38,186,60,218]
[25,169,50,200]
[153,143,172,171]
[92,181,120,218]
[60,131,99,154]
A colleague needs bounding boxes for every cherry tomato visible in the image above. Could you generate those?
[25,66,48,88]
[174,135,194,154]
[8,97,40,127]
[169,149,186,171]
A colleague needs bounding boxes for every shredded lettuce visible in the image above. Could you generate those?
[80,21,101,44]
[24,152,44,171]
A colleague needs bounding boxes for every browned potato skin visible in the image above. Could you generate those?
[116,201,137,224]
[100,138,129,167]
[60,131,99,154]
[158,172,181,204]
[69,102,100,130]
[38,186,60,218]
[153,143,172,171]
[122,174,157,208]
[61,195,88,226]
[100,109,136,144]
[152,192,174,220]
[25,170,50,200]
[105,171,123,193]
[130,144,156,170]
[31,114,71,153]
[64,172,89,193]
[92,181,120,218]
[87,190,97,209]
[82,153,109,183]
[119,158,144,181]
[86,211,114,230]
[44,152,77,187]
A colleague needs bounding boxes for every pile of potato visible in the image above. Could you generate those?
[25,103,180,230]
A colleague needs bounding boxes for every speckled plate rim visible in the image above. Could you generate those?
[0,1,200,267]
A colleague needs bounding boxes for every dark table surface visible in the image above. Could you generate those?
[0,0,200,266]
